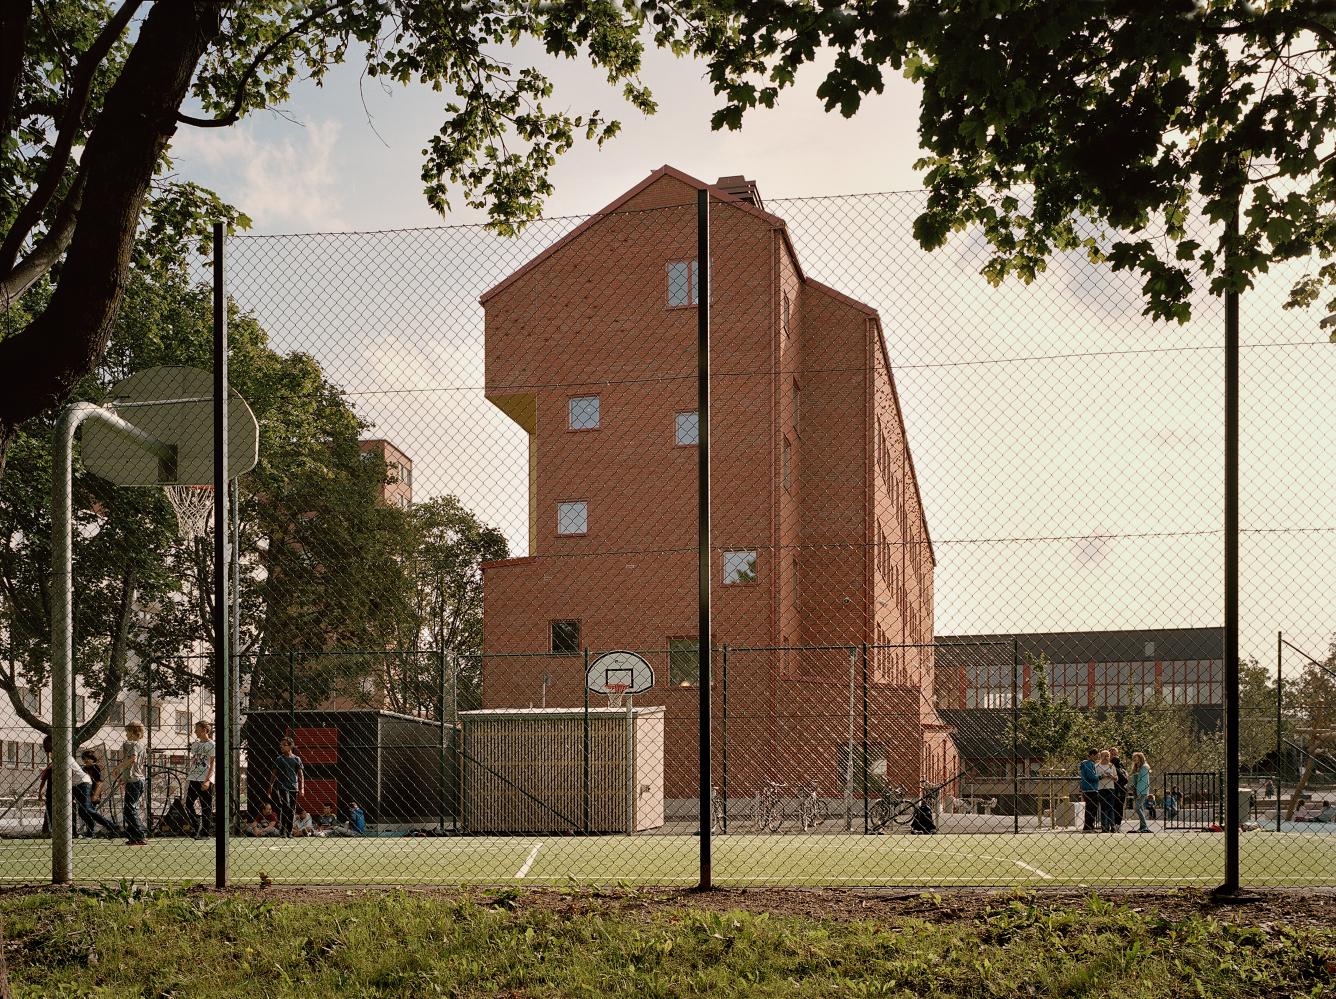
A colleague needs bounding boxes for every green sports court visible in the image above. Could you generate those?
[4,831,1336,887]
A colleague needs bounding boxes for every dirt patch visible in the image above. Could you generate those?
[5,882,1335,929]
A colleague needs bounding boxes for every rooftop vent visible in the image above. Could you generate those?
[716,176,763,210]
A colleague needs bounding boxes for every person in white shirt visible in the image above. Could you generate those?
[184,721,216,841]
[291,807,315,837]
[110,722,149,844]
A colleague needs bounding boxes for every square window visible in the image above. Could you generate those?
[551,619,581,654]
[668,260,699,307]
[669,638,700,686]
[568,396,600,430]
[18,687,38,714]
[5,742,14,767]
[108,701,125,725]
[675,411,699,446]
[175,710,192,735]
[557,501,588,535]
[723,550,757,584]
[18,743,32,767]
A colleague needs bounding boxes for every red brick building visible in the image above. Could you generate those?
[478,167,956,804]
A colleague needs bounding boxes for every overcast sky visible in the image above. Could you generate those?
[170,39,927,232]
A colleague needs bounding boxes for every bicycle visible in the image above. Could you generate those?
[796,779,830,832]
[709,784,726,834]
[752,779,788,832]
[868,781,946,832]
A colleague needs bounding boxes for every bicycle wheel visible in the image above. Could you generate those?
[711,797,725,834]
[869,799,891,830]
[766,799,784,832]
[812,797,830,826]
[799,798,814,832]
[890,799,917,825]
[752,795,769,832]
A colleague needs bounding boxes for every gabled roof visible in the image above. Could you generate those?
[479,165,797,305]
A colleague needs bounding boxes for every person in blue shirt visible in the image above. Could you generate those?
[331,800,366,837]
[1079,747,1100,832]
[267,738,304,839]
[1130,752,1153,832]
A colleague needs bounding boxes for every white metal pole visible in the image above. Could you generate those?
[52,403,174,881]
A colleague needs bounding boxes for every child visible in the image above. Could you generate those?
[314,803,337,836]
[331,801,366,837]
[292,807,314,837]
[37,735,53,837]
[77,750,119,839]
[249,802,279,837]
[267,738,304,839]
[110,722,148,845]
[184,721,216,840]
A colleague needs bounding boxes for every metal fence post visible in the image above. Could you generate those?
[288,649,296,739]
[1013,638,1019,835]
[1222,206,1241,892]
[1277,631,1283,833]
[862,643,868,836]
[722,644,728,833]
[146,659,153,837]
[438,646,446,832]
[696,186,713,890]
[213,220,231,885]
[583,647,590,834]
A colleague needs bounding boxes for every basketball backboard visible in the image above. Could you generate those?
[586,650,655,695]
[82,366,259,486]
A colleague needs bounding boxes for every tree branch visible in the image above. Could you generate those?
[0,0,143,278]
[176,1,352,128]
[0,0,33,136]
[0,166,84,309]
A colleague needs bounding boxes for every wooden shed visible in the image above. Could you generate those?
[459,705,664,833]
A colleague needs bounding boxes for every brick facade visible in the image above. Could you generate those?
[479,167,956,802]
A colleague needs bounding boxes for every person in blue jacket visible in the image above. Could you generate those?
[1079,747,1100,832]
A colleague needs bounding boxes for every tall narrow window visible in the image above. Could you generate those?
[551,619,581,654]
[782,292,791,337]
[675,411,699,446]
[568,396,600,430]
[669,638,700,686]
[667,260,701,306]
[782,436,791,490]
[557,501,588,535]
[792,381,800,434]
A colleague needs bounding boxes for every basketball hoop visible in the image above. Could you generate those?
[606,684,630,709]
[164,485,214,541]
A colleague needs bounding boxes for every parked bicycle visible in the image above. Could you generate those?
[709,784,727,834]
[868,780,945,832]
[752,779,788,832]
[796,779,830,832]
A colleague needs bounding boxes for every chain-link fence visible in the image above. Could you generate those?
[4,167,1336,886]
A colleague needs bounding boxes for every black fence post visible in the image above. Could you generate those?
[1277,631,1283,833]
[696,186,713,890]
[212,219,230,886]
[1013,638,1019,835]
[288,650,296,740]
[862,642,868,836]
[583,647,590,834]
[1222,204,1241,893]
[146,659,153,836]
[438,646,446,833]
[722,644,728,834]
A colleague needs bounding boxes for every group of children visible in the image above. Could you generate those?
[40,725,365,842]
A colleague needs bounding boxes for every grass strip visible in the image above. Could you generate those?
[6,882,1336,998]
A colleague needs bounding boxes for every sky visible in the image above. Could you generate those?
[169,38,928,233]
[164,34,1336,671]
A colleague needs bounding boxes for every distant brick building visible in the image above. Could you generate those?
[478,167,953,803]
[359,439,413,510]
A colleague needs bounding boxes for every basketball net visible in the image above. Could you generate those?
[163,485,214,541]
[606,684,630,709]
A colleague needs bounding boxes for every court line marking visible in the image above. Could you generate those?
[1004,860,1053,879]
[515,843,543,879]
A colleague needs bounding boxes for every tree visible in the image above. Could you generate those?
[0,0,721,477]
[701,0,1336,323]
[1010,654,1091,770]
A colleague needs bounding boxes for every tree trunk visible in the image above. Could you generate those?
[0,3,226,476]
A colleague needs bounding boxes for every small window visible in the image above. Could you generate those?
[669,638,700,686]
[203,688,214,707]
[18,743,33,767]
[108,701,125,725]
[782,436,791,491]
[782,292,791,337]
[404,466,412,488]
[568,396,600,430]
[723,550,758,584]
[667,260,700,307]
[18,687,38,714]
[74,695,86,724]
[148,705,162,730]
[175,710,192,735]
[399,494,408,510]
[557,501,588,536]
[675,411,699,446]
[551,619,581,655]
[5,742,15,767]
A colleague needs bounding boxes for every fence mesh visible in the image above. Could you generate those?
[3,171,1336,886]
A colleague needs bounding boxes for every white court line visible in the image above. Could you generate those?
[1005,860,1053,879]
[514,843,543,879]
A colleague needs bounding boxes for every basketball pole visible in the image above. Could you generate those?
[1221,207,1240,895]
[696,188,713,891]
[213,221,231,888]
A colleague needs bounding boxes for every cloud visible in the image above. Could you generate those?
[170,118,345,231]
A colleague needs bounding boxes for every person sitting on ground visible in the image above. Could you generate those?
[314,803,337,836]
[1294,800,1309,822]
[249,802,279,837]
[330,801,366,837]
[1317,801,1336,824]
[292,807,315,837]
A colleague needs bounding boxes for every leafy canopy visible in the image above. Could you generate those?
[697,0,1336,323]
